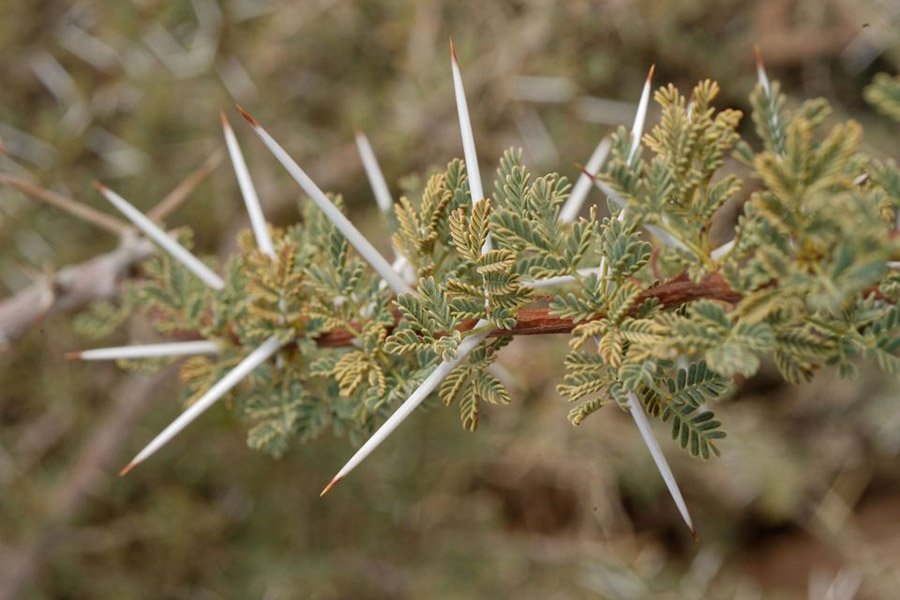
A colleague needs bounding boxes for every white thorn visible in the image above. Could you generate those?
[356,129,405,267]
[450,41,486,211]
[391,254,409,276]
[122,335,282,472]
[587,176,682,248]
[237,108,413,296]
[559,138,612,224]
[326,327,490,486]
[354,130,394,216]
[95,183,225,290]
[379,255,415,292]
[627,391,696,537]
[628,65,655,163]
[69,340,219,361]
[222,112,275,258]
[450,40,491,261]
[521,266,605,289]
[754,45,771,96]
[711,239,735,261]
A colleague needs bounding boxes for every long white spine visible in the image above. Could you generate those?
[450,41,484,206]
[355,130,394,216]
[324,330,489,490]
[559,138,611,224]
[627,65,655,163]
[73,340,219,361]
[627,391,696,537]
[122,335,282,473]
[96,184,225,290]
[222,113,275,257]
[239,110,413,296]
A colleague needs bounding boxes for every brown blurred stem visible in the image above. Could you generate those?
[147,150,224,222]
[0,234,155,351]
[0,174,131,236]
[314,273,744,347]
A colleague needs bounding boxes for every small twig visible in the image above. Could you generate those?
[304,272,741,349]
[0,174,130,236]
[146,149,224,223]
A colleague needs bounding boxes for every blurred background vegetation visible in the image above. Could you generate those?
[0,0,898,598]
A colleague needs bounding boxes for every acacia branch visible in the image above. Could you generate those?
[314,273,742,347]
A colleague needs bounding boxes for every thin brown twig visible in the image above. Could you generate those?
[147,149,224,222]
[314,273,744,346]
[0,174,131,236]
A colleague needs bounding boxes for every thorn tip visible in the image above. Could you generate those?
[647,64,656,81]
[64,351,81,360]
[92,180,106,192]
[220,110,230,128]
[320,476,342,497]
[449,37,457,61]
[235,105,258,127]
[118,461,136,477]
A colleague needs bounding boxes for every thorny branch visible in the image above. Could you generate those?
[314,272,745,346]
[0,152,223,350]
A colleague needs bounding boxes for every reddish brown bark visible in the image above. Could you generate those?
[314,272,743,346]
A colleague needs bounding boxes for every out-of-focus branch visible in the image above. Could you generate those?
[147,149,224,222]
[0,174,130,236]
[0,234,155,350]
[0,151,223,350]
